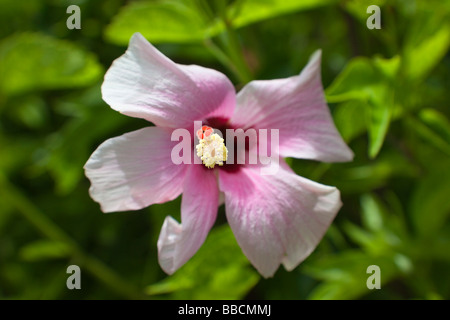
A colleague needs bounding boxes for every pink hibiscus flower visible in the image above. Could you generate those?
[84,33,353,278]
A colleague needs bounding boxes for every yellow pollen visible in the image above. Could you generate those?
[196,131,228,169]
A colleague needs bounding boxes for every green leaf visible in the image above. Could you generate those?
[418,109,450,144]
[360,194,384,232]
[328,151,417,195]
[0,33,102,96]
[347,193,408,253]
[105,0,339,45]
[326,56,400,158]
[326,56,400,102]
[305,251,400,299]
[146,225,259,299]
[367,84,392,158]
[326,58,382,103]
[402,6,450,81]
[406,115,450,157]
[343,222,377,251]
[20,240,71,262]
[105,1,214,45]
[373,55,401,80]
[228,0,338,29]
[405,26,450,80]
[333,100,369,143]
[343,223,400,256]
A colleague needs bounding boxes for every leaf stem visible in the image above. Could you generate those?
[204,38,241,79]
[220,16,253,84]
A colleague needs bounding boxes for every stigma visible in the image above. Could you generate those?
[196,126,228,169]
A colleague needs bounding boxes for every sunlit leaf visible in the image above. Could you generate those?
[373,55,401,80]
[326,58,382,103]
[229,0,338,29]
[402,5,450,81]
[106,0,340,45]
[105,0,213,45]
[404,26,450,80]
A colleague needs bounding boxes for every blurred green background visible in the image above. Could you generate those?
[1,0,449,300]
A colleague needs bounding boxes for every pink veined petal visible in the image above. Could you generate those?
[230,50,353,162]
[158,164,219,274]
[102,32,236,128]
[84,127,186,212]
[219,162,342,278]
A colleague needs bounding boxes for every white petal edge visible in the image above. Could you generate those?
[102,33,236,128]
[231,50,354,163]
[84,127,187,212]
[219,163,342,277]
[158,164,219,274]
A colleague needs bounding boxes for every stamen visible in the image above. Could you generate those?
[196,127,228,169]
[197,126,214,140]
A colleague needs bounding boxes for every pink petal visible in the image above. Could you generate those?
[84,127,186,212]
[219,163,342,278]
[158,164,219,274]
[102,33,236,128]
[230,50,353,162]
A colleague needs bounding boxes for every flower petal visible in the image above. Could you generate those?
[219,163,341,278]
[84,127,186,212]
[231,50,353,162]
[158,164,219,274]
[102,33,236,128]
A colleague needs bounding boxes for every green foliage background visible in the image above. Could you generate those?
[1,0,449,300]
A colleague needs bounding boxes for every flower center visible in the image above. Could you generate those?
[196,126,228,169]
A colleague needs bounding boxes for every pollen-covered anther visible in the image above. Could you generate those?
[196,126,228,169]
